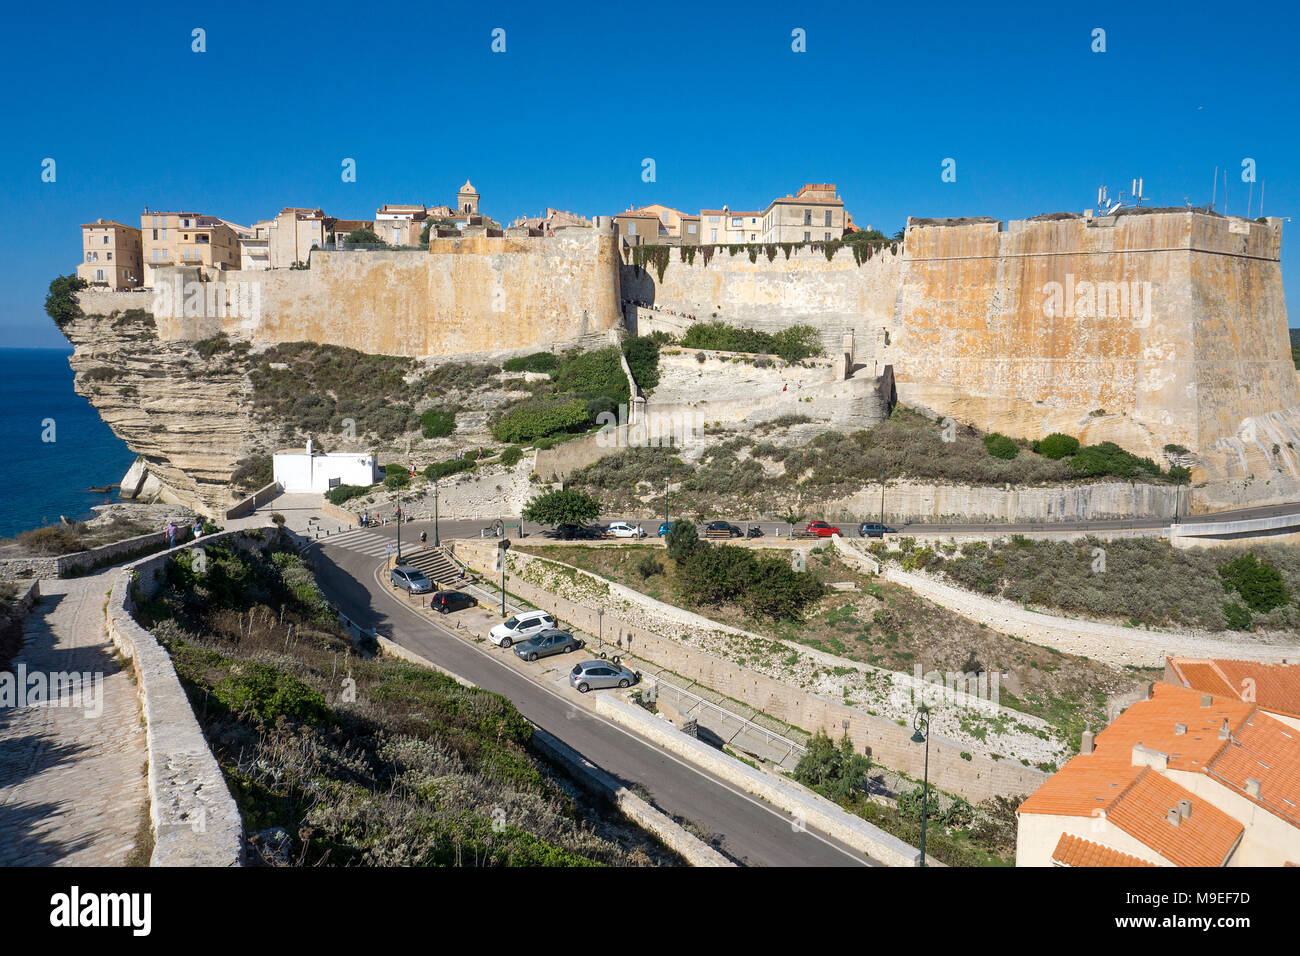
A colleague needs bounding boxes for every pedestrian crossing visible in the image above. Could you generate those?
[315,528,401,557]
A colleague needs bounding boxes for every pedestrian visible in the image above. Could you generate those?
[420,530,427,545]
[165,522,176,548]
[191,518,203,540]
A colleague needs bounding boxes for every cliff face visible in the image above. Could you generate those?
[62,309,258,516]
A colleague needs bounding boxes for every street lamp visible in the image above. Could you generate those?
[395,495,404,562]
[664,464,671,529]
[432,477,441,547]
[910,704,931,867]
[597,607,605,651]
[497,539,510,616]
[879,466,887,526]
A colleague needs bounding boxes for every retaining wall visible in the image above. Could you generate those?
[105,528,265,866]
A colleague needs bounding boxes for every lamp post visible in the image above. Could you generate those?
[432,478,440,547]
[910,704,931,867]
[664,464,671,529]
[497,539,510,616]
[395,495,403,562]
[879,466,886,526]
[597,607,604,651]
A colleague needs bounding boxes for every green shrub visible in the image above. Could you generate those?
[552,347,629,404]
[491,395,590,443]
[678,321,822,363]
[326,484,371,505]
[622,335,662,393]
[502,351,559,373]
[424,457,475,481]
[1069,442,1163,480]
[982,433,1019,460]
[1218,552,1290,613]
[499,446,523,467]
[793,731,871,802]
[635,555,663,579]
[211,660,331,727]
[1223,601,1253,630]
[521,489,600,526]
[665,520,701,562]
[1034,433,1080,459]
[420,408,456,438]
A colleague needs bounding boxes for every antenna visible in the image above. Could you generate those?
[1211,166,1218,211]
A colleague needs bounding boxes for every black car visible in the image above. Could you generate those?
[555,523,603,540]
[705,521,743,538]
[430,590,478,613]
[858,522,898,538]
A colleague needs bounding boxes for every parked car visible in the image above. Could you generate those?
[390,565,433,594]
[705,521,743,538]
[555,523,603,540]
[805,520,841,538]
[858,522,898,538]
[513,628,585,662]
[489,609,558,648]
[607,521,647,538]
[430,590,477,613]
[657,521,675,537]
[569,659,640,693]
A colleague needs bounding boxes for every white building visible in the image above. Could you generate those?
[273,441,379,494]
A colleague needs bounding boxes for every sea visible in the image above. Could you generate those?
[0,348,138,538]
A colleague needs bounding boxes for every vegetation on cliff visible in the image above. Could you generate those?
[135,536,671,866]
[45,274,88,330]
[679,321,823,364]
[914,535,1300,633]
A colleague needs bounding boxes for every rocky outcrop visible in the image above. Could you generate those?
[62,310,258,516]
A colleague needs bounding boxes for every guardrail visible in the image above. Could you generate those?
[652,676,807,765]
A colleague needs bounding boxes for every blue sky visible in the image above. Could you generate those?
[2,0,1297,347]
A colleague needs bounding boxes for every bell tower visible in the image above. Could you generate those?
[457,179,480,216]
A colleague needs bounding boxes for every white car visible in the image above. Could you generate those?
[606,522,646,539]
[488,609,557,648]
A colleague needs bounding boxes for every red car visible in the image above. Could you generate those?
[805,520,841,537]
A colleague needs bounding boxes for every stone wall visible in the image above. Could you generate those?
[106,528,258,866]
[0,528,193,582]
[99,229,622,359]
[453,539,1047,802]
[224,480,283,519]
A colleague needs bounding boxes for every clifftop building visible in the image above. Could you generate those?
[78,219,142,289]
[140,210,243,286]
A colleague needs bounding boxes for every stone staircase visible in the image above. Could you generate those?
[402,546,470,590]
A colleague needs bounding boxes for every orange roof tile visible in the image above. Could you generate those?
[1169,658,1300,719]
[1206,713,1300,827]
[1051,834,1156,867]
[1105,769,1242,867]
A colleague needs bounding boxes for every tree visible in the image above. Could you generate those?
[45,274,89,329]
[522,489,600,526]
[844,228,887,242]
[344,227,383,246]
[793,731,871,803]
[664,519,700,562]
[1218,552,1290,613]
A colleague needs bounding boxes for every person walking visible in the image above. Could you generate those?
[165,522,177,549]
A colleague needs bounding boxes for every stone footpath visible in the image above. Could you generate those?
[0,573,148,865]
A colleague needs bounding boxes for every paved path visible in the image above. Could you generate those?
[0,573,148,866]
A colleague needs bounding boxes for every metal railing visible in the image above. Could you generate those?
[650,675,807,766]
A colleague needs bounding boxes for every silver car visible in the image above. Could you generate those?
[390,565,433,594]
[512,628,584,662]
[569,659,639,693]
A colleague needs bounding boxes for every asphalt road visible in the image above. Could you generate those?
[306,534,874,867]
[323,498,1300,543]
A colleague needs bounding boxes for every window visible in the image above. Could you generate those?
[731,217,741,228]
[95,269,104,282]
[687,223,696,234]
[710,229,718,242]
[825,210,832,227]
[627,222,636,235]
[106,252,112,260]
[825,232,831,241]
[804,231,811,242]
[160,229,167,240]
[804,209,812,225]
[152,229,158,240]
[750,233,756,240]
[152,216,160,228]
[102,235,109,244]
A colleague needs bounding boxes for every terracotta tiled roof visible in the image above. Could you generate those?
[81,220,140,231]
[1106,769,1242,867]
[330,219,373,233]
[1206,715,1300,828]
[1168,658,1300,719]
[1051,834,1157,867]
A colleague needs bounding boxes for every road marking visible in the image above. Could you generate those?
[365,560,870,867]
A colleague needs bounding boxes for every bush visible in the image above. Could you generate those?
[491,395,590,444]
[982,433,1019,460]
[326,484,371,506]
[679,321,822,363]
[793,731,871,802]
[231,453,273,493]
[420,408,456,438]
[424,457,475,481]
[635,555,663,579]
[1223,601,1253,630]
[383,463,411,489]
[1070,442,1163,480]
[622,335,662,393]
[1034,433,1080,459]
[499,446,523,467]
[521,489,600,526]
[502,352,559,373]
[1218,552,1290,613]
[551,347,629,404]
[665,520,700,563]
